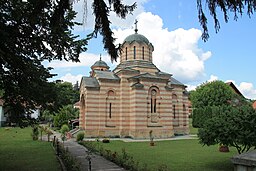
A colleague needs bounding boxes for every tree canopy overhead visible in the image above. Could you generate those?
[197,0,256,41]
[0,0,135,122]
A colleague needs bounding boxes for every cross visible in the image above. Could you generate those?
[134,19,138,33]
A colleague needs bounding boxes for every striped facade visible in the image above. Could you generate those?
[79,31,189,139]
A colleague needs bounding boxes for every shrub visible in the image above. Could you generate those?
[31,125,39,140]
[76,132,85,142]
[60,124,69,142]
[102,138,110,143]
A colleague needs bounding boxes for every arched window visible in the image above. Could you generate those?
[142,47,144,60]
[173,104,176,119]
[172,94,178,119]
[125,47,127,60]
[151,89,157,113]
[183,104,186,126]
[107,90,115,119]
[133,46,136,59]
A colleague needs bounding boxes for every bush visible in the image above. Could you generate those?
[76,132,85,142]
[102,138,110,143]
[60,124,69,142]
[31,125,39,140]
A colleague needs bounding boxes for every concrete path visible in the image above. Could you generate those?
[43,132,125,171]
[64,139,125,171]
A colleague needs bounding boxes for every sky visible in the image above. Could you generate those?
[46,0,256,100]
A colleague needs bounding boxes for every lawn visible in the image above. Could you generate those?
[189,118,198,135]
[0,127,60,171]
[91,139,236,171]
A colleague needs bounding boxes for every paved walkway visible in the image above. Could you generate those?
[64,139,125,171]
[43,132,125,171]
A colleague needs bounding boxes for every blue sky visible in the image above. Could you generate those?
[46,0,256,99]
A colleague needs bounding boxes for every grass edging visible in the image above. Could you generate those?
[80,141,169,171]
[52,138,80,171]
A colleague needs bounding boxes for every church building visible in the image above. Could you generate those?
[79,26,189,139]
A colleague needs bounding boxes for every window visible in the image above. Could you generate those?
[107,90,114,119]
[134,46,136,59]
[125,47,127,60]
[172,94,178,119]
[142,47,144,60]
[173,105,176,119]
[109,103,112,118]
[151,89,157,113]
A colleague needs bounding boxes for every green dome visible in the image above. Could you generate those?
[123,33,149,44]
[91,59,109,69]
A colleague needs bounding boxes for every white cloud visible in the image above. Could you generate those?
[72,0,148,32]
[113,12,212,83]
[60,73,83,84]
[46,52,115,69]
[225,80,256,100]
[237,82,256,100]
[208,75,218,82]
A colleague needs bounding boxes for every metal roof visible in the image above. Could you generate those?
[123,33,149,44]
[81,77,100,88]
[94,70,120,80]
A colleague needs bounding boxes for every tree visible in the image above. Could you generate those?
[197,0,256,41]
[0,0,135,123]
[198,104,256,154]
[51,81,79,112]
[190,80,238,108]
[190,80,245,127]
[53,104,79,128]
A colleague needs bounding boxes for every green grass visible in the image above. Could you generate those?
[94,140,236,171]
[189,118,198,135]
[0,127,60,171]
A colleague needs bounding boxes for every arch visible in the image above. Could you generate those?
[106,90,115,119]
[148,86,159,113]
[80,94,86,128]
[183,104,187,126]
[172,94,178,119]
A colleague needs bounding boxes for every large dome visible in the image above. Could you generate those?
[123,33,149,44]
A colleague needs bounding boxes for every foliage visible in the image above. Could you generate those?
[50,82,80,113]
[192,106,222,128]
[76,131,85,142]
[198,104,256,154]
[81,140,236,171]
[53,105,79,128]
[60,124,69,143]
[197,0,256,41]
[31,125,39,140]
[190,80,245,128]
[190,80,235,108]
[52,138,80,171]
[0,127,59,171]
[60,124,70,135]
[0,0,88,123]
[0,0,135,123]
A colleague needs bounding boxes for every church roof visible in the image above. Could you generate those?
[129,73,168,80]
[94,70,120,80]
[91,58,109,69]
[113,60,158,72]
[170,77,186,86]
[123,33,150,44]
[81,77,100,88]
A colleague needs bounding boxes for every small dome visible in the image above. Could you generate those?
[91,58,109,70]
[123,33,149,44]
